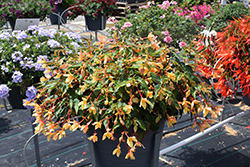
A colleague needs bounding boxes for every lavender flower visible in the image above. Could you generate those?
[22,44,30,51]
[11,51,23,62]
[15,31,28,41]
[25,85,37,100]
[1,65,9,72]
[47,39,60,48]
[0,32,11,40]
[63,32,82,42]
[71,42,80,49]
[0,84,9,99]
[12,71,23,83]
[34,55,48,71]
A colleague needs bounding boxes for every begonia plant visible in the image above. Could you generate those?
[188,15,250,98]
[26,34,221,159]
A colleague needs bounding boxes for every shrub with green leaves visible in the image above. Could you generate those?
[109,1,202,50]
[206,2,250,31]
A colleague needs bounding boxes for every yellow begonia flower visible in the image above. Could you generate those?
[112,146,121,157]
[88,106,97,115]
[125,149,135,160]
[65,74,74,84]
[55,73,61,79]
[127,136,138,148]
[79,97,87,110]
[70,121,80,131]
[139,98,151,110]
[40,76,47,82]
[90,74,98,83]
[102,131,113,140]
[203,106,212,117]
[167,73,176,81]
[88,134,98,143]
[123,105,133,114]
[147,91,153,99]
[93,122,102,130]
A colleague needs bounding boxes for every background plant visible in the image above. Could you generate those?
[189,15,250,98]
[28,34,221,159]
[0,25,85,96]
[206,2,250,31]
[0,0,52,25]
[108,1,207,50]
[67,0,118,19]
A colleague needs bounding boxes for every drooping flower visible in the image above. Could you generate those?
[25,85,37,100]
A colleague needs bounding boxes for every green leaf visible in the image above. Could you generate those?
[150,72,162,84]
[74,98,80,114]
[135,118,147,131]
[137,77,148,90]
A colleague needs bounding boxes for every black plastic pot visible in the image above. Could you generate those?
[243,94,250,106]
[49,6,67,25]
[87,119,165,167]
[8,18,15,31]
[7,86,25,109]
[85,14,107,31]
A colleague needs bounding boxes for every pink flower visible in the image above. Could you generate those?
[160,14,165,18]
[110,26,115,30]
[113,20,118,24]
[124,22,132,27]
[153,36,158,39]
[179,41,187,48]
[161,31,169,36]
[163,36,172,43]
[201,25,206,29]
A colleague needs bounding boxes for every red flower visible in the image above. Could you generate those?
[101,6,105,9]
[93,13,98,16]
[97,8,101,12]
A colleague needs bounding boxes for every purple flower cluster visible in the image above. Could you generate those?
[47,39,61,48]
[23,85,37,110]
[63,32,82,43]
[20,57,34,69]
[0,32,11,40]
[25,85,37,100]
[71,42,80,49]
[12,70,23,83]
[14,31,28,41]
[1,65,9,73]
[11,51,23,62]
[0,84,9,99]
[34,55,48,71]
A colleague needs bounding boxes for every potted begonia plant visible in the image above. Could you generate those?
[26,34,221,166]
[0,25,84,109]
[188,15,250,105]
[0,0,52,30]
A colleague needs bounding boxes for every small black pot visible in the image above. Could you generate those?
[8,18,15,31]
[49,6,67,25]
[85,13,107,31]
[7,86,25,109]
[243,94,250,106]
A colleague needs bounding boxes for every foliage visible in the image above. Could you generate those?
[0,0,52,26]
[108,1,210,50]
[174,0,219,8]
[27,34,222,159]
[0,25,84,96]
[206,2,250,31]
[189,15,250,98]
[67,0,118,20]
[49,0,77,11]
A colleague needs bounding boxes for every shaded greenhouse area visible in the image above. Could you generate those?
[1,97,250,167]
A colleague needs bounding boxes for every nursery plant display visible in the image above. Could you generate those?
[25,33,221,166]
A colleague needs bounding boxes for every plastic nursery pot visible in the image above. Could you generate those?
[85,13,107,31]
[49,5,68,25]
[243,94,250,106]
[7,86,25,109]
[87,119,166,167]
